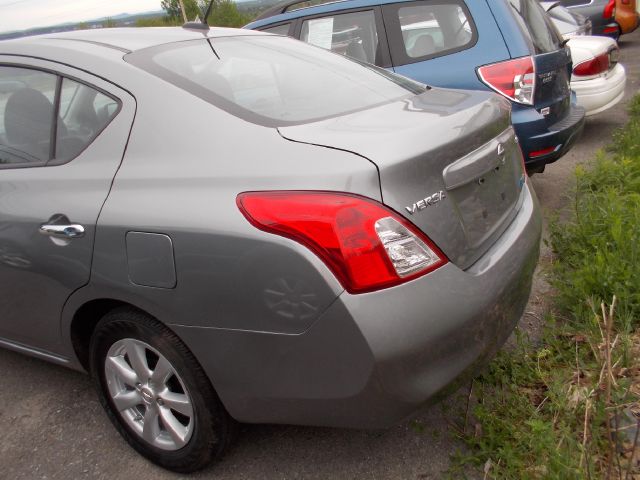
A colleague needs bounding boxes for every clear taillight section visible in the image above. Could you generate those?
[374,217,442,277]
[477,56,536,105]
[237,191,447,294]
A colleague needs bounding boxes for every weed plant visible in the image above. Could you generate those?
[451,96,640,479]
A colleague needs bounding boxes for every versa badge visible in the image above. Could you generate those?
[405,191,446,214]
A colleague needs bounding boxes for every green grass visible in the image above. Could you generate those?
[450,96,640,479]
[135,16,183,27]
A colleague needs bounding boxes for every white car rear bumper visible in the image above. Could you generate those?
[572,63,626,116]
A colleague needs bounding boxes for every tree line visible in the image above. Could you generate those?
[152,0,252,28]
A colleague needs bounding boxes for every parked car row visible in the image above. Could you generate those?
[551,0,638,41]
[538,2,627,115]
[0,0,631,474]
[248,0,629,163]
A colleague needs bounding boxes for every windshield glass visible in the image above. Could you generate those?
[126,35,425,126]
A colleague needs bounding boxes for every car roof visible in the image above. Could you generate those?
[246,0,395,29]
[1,26,267,54]
[254,0,351,21]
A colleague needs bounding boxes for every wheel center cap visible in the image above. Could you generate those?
[140,386,154,404]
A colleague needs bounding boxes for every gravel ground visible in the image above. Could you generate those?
[1,29,639,480]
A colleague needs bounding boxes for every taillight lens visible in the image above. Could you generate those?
[573,52,611,77]
[529,145,559,159]
[237,191,447,294]
[603,0,615,18]
[477,56,536,105]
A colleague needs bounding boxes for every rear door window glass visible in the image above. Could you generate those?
[398,3,474,59]
[509,0,563,53]
[125,36,425,127]
[300,10,379,64]
[0,65,120,168]
[55,77,119,162]
[261,23,291,35]
[0,67,56,165]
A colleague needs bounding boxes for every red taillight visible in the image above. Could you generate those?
[603,0,615,18]
[573,52,611,76]
[237,191,447,294]
[603,25,619,34]
[529,146,558,159]
[477,56,536,105]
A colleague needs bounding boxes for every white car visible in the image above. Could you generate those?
[568,35,626,116]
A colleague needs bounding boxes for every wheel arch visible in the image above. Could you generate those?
[61,286,174,371]
[69,298,149,371]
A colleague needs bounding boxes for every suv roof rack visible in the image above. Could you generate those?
[254,0,346,21]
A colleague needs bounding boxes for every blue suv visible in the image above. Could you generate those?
[246,0,585,173]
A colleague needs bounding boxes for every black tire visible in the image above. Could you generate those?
[89,307,234,473]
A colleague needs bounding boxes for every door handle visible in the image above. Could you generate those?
[39,223,85,239]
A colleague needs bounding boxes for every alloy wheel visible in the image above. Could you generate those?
[104,338,194,451]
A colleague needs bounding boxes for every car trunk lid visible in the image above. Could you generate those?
[278,88,527,270]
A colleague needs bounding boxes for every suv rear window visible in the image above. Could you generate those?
[509,0,563,53]
[125,36,425,127]
[398,2,475,59]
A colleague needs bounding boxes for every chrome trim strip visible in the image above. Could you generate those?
[0,337,70,364]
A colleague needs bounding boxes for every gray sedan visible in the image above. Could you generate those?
[552,0,620,39]
[0,26,541,472]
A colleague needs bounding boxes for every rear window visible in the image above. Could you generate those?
[125,36,425,127]
[509,0,563,53]
[398,2,475,59]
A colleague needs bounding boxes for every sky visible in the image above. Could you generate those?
[0,0,163,32]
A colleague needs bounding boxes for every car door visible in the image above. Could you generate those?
[0,57,135,357]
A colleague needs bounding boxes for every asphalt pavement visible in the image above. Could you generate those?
[1,28,640,480]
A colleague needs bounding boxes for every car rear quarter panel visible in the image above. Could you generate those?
[77,74,382,339]
[173,180,541,428]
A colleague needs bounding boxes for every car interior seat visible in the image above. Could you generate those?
[4,87,53,162]
[346,40,369,63]
[410,33,436,57]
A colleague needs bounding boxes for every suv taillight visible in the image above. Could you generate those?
[477,56,536,105]
[573,52,611,77]
[237,191,447,294]
[603,0,615,18]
